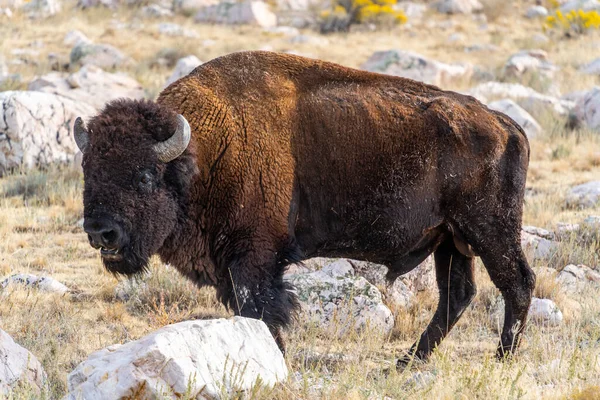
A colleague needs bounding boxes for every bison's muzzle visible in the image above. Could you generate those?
[84,217,126,262]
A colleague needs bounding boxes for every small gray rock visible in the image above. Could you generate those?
[566,181,600,209]
[70,42,130,69]
[525,5,548,18]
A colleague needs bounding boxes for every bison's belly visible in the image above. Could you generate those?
[293,186,444,265]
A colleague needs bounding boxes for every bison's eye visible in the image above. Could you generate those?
[137,171,154,191]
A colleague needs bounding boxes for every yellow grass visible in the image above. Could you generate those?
[1,1,600,398]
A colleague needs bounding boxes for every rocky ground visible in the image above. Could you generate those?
[1,0,600,398]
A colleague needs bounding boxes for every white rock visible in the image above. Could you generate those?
[158,22,199,37]
[554,222,580,239]
[0,7,12,17]
[557,264,600,293]
[488,99,542,139]
[0,329,46,394]
[468,82,575,116]
[566,181,600,209]
[21,0,60,18]
[0,91,95,173]
[286,260,394,336]
[29,65,144,111]
[174,0,217,13]
[1,273,70,293]
[560,0,600,13]
[70,42,131,68]
[275,0,324,11]
[529,298,563,326]
[195,1,277,28]
[573,87,600,131]
[523,225,555,240]
[394,2,427,19]
[142,4,174,17]
[581,58,600,75]
[525,5,548,18]
[165,55,202,87]
[521,229,558,260]
[361,50,473,87]
[63,30,92,46]
[435,0,483,14]
[66,317,287,400]
[503,49,558,79]
[76,0,120,8]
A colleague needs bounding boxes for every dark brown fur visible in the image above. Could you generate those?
[81,51,535,362]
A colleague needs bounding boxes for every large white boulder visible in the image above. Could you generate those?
[195,1,277,28]
[165,55,202,87]
[0,91,95,174]
[0,329,46,394]
[361,50,473,87]
[566,181,600,209]
[488,99,543,139]
[435,0,483,14]
[573,87,600,131]
[66,317,287,400]
[286,260,394,336]
[29,64,144,110]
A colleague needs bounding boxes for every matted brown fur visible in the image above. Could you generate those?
[80,50,535,361]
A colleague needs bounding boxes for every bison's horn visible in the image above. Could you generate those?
[73,117,89,153]
[153,114,191,163]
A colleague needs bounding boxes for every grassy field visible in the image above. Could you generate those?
[1,1,600,398]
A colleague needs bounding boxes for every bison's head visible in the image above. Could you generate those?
[75,99,196,275]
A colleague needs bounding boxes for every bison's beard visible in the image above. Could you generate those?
[102,240,150,276]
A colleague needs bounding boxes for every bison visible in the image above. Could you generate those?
[75,51,535,365]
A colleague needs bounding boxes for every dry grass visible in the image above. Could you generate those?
[1,1,600,398]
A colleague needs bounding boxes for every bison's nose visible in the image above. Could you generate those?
[83,218,123,250]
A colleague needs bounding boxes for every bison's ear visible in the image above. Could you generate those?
[74,117,89,153]
[153,114,191,163]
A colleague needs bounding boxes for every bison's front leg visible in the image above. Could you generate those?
[216,245,299,354]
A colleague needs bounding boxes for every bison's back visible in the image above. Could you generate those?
[160,51,528,263]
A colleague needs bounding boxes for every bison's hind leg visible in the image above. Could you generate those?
[398,234,477,368]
